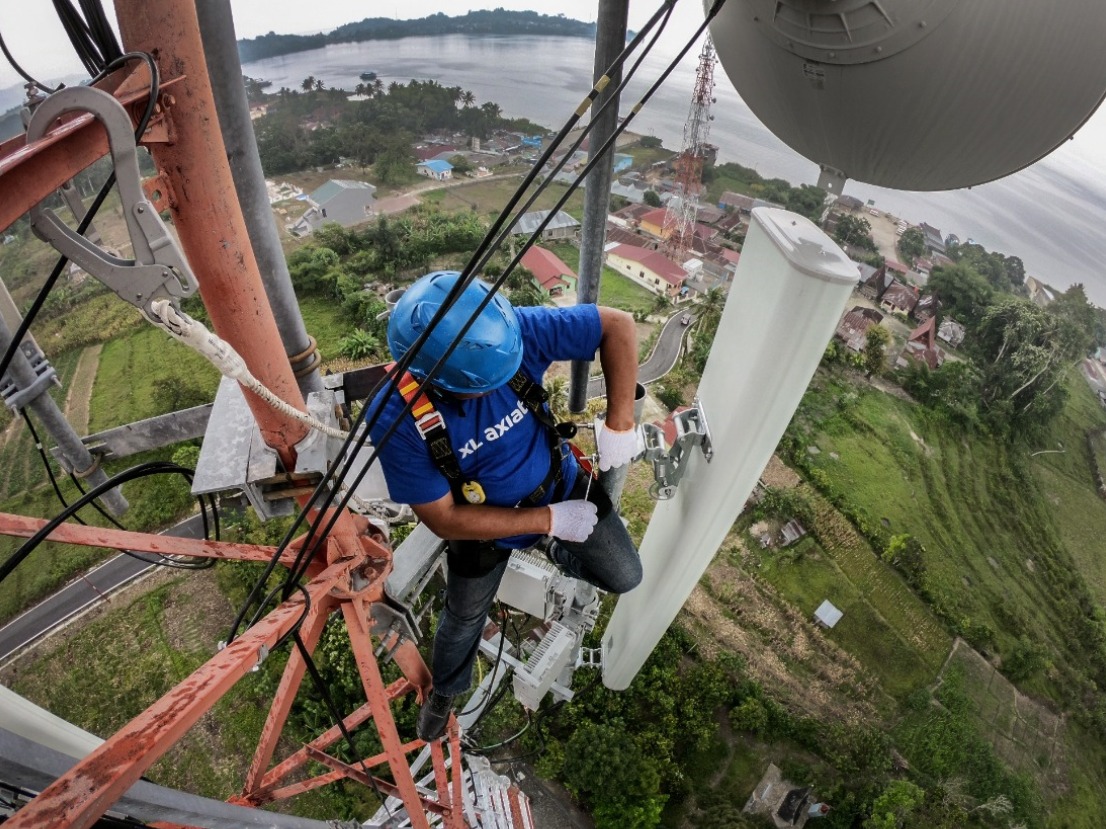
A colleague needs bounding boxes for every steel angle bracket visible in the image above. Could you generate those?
[641,395,713,499]
[26,86,197,319]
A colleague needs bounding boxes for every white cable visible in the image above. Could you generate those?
[147,299,349,440]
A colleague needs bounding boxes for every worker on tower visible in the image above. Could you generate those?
[368,271,642,741]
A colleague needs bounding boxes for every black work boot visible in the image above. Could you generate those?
[417,690,454,742]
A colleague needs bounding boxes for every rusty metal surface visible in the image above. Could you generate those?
[0,66,182,233]
[241,595,333,795]
[2,566,351,829]
[0,511,300,566]
[341,602,435,829]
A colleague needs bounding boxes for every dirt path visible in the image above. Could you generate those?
[63,344,101,434]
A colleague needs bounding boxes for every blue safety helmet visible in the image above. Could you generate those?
[387,271,523,393]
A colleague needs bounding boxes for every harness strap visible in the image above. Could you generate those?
[394,368,466,503]
[391,365,578,508]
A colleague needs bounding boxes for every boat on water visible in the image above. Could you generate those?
[359,71,378,81]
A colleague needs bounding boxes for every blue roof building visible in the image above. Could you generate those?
[416,159,454,181]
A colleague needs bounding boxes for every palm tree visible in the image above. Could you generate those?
[373,78,384,97]
[544,375,569,421]
[461,90,475,108]
[314,78,325,92]
[354,83,367,97]
[301,76,316,93]
[699,286,725,324]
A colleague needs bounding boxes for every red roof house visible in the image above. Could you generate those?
[520,246,577,296]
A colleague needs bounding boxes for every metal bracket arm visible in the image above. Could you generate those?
[25,86,197,318]
[641,396,713,499]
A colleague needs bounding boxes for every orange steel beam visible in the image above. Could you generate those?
[303,747,452,817]
[2,562,353,829]
[342,600,437,829]
[245,675,418,802]
[263,736,427,802]
[241,593,335,794]
[0,66,181,233]
[113,0,311,463]
[0,511,301,566]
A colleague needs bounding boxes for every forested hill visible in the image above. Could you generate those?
[238,10,596,63]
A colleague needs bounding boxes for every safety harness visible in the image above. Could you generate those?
[392,365,583,509]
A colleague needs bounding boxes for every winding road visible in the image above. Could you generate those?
[587,307,695,399]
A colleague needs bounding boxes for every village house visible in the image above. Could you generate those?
[416,159,453,181]
[919,222,946,256]
[937,318,966,348]
[638,207,673,240]
[833,194,864,213]
[509,209,581,241]
[859,265,894,301]
[520,246,578,298]
[1025,275,1056,307]
[880,280,919,315]
[835,306,885,352]
[898,316,945,370]
[884,259,910,281]
[605,243,688,300]
[413,143,456,162]
[912,293,940,322]
[288,179,376,236]
[605,221,657,250]
[609,203,655,230]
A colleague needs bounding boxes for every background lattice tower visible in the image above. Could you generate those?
[662,37,717,263]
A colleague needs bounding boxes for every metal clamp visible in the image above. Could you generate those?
[26,86,197,319]
[0,342,59,413]
[641,396,713,499]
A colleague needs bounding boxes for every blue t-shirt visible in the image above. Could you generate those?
[367,304,603,548]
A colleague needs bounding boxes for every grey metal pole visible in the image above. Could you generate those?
[195,0,322,396]
[570,0,629,414]
[0,313,128,516]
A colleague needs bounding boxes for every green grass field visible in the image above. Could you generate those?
[88,327,221,432]
[420,176,585,221]
[778,369,1106,821]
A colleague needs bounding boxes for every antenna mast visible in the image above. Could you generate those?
[662,38,717,262]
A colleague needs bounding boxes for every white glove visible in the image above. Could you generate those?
[548,499,598,543]
[596,422,638,471]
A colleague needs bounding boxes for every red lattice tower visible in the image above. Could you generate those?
[662,38,717,262]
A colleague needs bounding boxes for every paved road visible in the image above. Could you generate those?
[587,308,695,399]
[0,513,208,666]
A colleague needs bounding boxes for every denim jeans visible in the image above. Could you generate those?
[431,470,642,696]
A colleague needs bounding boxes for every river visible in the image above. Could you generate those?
[243,34,1106,306]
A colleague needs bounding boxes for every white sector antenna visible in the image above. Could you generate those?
[602,207,856,690]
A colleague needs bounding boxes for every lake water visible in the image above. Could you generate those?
[243,34,1106,305]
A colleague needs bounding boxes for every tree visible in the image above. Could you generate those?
[643,190,662,207]
[897,227,926,263]
[639,135,663,149]
[926,263,993,330]
[509,284,547,308]
[544,375,569,421]
[834,214,876,251]
[863,325,891,376]
[461,89,475,107]
[865,780,925,829]
[973,297,1086,433]
[301,76,316,92]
